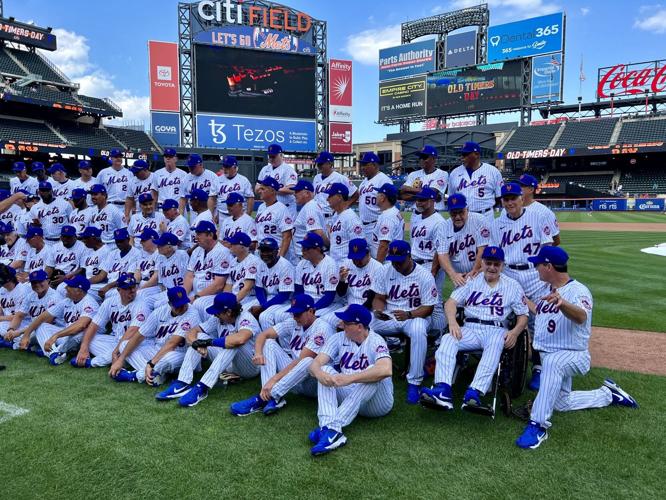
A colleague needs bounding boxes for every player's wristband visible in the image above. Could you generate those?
[147,360,156,369]
[211,337,226,349]
[407,311,413,319]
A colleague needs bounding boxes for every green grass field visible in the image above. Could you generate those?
[554,211,666,223]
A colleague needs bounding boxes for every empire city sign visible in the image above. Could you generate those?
[197,0,312,33]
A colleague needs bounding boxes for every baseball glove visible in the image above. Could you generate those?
[412,178,423,189]
[191,338,212,350]
[511,400,533,422]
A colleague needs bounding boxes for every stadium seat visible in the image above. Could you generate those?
[55,123,124,149]
[502,124,561,152]
[107,126,160,152]
[5,47,69,84]
[619,168,666,195]
[548,174,613,193]
[0,48,26,76]
[0,116,64,144]
[555,118,618,148]
[617,118,666,143]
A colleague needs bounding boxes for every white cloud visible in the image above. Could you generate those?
[580,7,590,16]
[38,28,149,126]
[634,6,666,33]
[449,0,560,18]
[344,24,401,65]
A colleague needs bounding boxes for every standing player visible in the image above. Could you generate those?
[31,161,52,184]
[216,156,254,223]
[88,184,125,247]
[399,145,449,212]
[138,232,189,310]
[357,152,392,242]
[135,229,159,286]
[97,149,131,209]
[153,148,187,210]
[160,199,191,250]
[79,226,112,301]
[371,183,404,262]
[28,181,73,245]
[308,304,393,456]
[128,193,165,249]
[181,154,218,214]
[291,180,326,262]
[312,151,358,218]
[48,164,75,200]
[370,240,441,404]
[68,188,94,234]
[10,162,39,195]
[326,183,363,263]
[516,246,638,449]
[255,143,298,218]
[187,189,215,247]
[45,225,85,289]
[72,160,97,204]
[420,246,528,412]
[125,160,158,222]
[224,232,260,308]
[254,177,293,258]
[448,142,503,221]
[219,193,257,248]
[410,187,446,287]
[517,174,560,246]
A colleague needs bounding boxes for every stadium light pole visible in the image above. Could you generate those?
[577,96,582,121]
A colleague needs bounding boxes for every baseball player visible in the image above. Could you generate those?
[399,145,449,212]
[371,183,404,262]
[71,160,97,205]
[357,152,392,242]
[15,191,41,238]
[88,184,125,247]
[153,148,187,210]
[79,226,112,302]
[230,293,335,416]
[291,180,326,261]
[68,188,94,234]
[135,229,159,286]
[420,246,528,412]
[155,292,260,406]
[2,270,60,352]
[97,149,131,207]
[216,156,254,223]
[73,273,149,368]
[224,232,260,308]
[10,161,39,195]
[125,159,158,222]
[410,187,446,283]
[45,225,85,290]
[90,228,142,301]
[0,222,29,269]
[448,142,503,221]
[254,176,294,258]
[0,264,31,348]
[308,304,393,456]
[516,246,638,449]
[219,193,257,248]
[370,240,441,404]
[181,154,219,214]
[312,151,358,218]
[326,183,364,263]
[183,220,232,318]
[137,232,188,310]
[255,143,298,218]
[28,181,73,245]
[436,193,491,288]
[22,226,53,278]
[128,193,166,249]
[109,286,200,386]
[517,174,560,246]
[30,161,52,184]
[160,199,191,250]
[0,189,25,228]
[187,188,215,247]
[48,163,75,200]
[249,238,295,331]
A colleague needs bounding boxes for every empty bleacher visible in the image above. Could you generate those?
[548,173,613,192]
[617,118,666,143]
[502,123,561,151]
[11,84,81,105]
[107,126,159,152]
[0,49,25,76]
[619,168,666,194]
[555,118,618,148]
[56,123,123,149]
[0,116,64,144]
[77,95,121,115]
[5,47,69,84]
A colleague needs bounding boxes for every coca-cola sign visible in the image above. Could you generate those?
[597,59,666,99]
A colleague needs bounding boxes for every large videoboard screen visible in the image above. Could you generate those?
[426,59,523,116]
[194,44,316,119]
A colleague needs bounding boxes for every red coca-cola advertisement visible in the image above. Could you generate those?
[149,41,180,112]
[597,59,666,99]
[329,59,352,122]
[329,122,352,154]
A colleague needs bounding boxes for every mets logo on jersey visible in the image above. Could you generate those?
[544,225,551,236]
[137,313,145,322]
[313,334,325,347]
[329,275,338,285]
[380,226,389,235]
[353,226,362,235]
[240,319,251,328]
[284,277,292,285]
[307,217,315,226]
[376,345,389,354]
[481,228,490,238]
[181,322,191,331]
[248,266,257,274]
[580,297,592,311]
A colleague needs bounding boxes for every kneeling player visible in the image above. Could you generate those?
[229,294,334,416]
[308,304,393,456]
[420,246,528,413]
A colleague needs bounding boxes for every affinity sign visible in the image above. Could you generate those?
[487,12,564,62]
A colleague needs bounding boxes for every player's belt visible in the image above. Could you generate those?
[465,317,504,327]
[471,207,493,214]
[413,258,432,265]
[45,237,60,241]
[110,201,125,206]
[508,263,531,271]
[362,220,376,225]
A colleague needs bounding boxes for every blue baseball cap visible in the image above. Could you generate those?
[418,145,438,158]
[138,192,154,204]
[528,246,569,267]
[259,176,281,191]
[385,240,411,262]
[194,220,216,234]
[64,275,91,292]
[0,264,16,279]
[162,199,179,210]
[375,183,397,197]
[78,160,92,170]
[225,192,244,205]
[60,225,77,237]
[348,238,369,260]
[29,269,49,282]
[205,292,238,315]
[315,151,334,164]
[109,149,124,158]
[335,304,372,327]
[222,156,238,167]
[267,144,283,155]
[459,141,481,154]
[286,293,315,314]
[163,148,177,157]
[298,232,325,249]
[187,154,202,167]
[48,163,65,174]
[31,161,45,172]
[12,161,26,172]
[38,181,52,191]
[26,225,44,239]
[187,188,209,202]
[501,183,523,198]
[113,228,130,241]
[258,237,279,250]
[139,228,159,241]
[167,286,190,307]
[89,184,107,194]
[226,232,251,247]
[79,226,102,239]
[131,160,149,173]
[0,222,14,234]
[359,152,380,164]
[155,232,180,246]
[325,182,349,198]
[517,174,539,188]
[481,246,505,262]
[293,180,314,192]
[447,193,467,211]
[0,190,10,201]
[117,273,138,289]
[414,186,439,201]
[70,188,87,201]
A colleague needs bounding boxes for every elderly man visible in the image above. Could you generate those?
[312,150,358,218]
[10,161,39,195]
[371,183,404,263]
[254,176,293,258]
[219,193,258,250]
[255,143,298,218]
[326,183,363,264]
[357,152,392,242]
[216,155,254,223]
[125,159,158,222]
[399,145,448,212]
[181,154,219,214]
[291,180,326,262]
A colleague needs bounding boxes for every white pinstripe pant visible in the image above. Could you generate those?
[88,335,121,367]
[503,267,549,302]
[118,339,185,383]
[317,365,393,433]
[260,339,317,399]
[362,221,376,242]
[258,303,292,331]
[35,324,83,356]
[530,350,613,428]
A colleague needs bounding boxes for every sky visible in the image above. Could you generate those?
[8,0,666,143]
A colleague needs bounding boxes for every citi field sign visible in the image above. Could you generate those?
[197,0,312,33]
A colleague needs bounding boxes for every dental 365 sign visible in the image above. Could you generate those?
[487,12,564,62]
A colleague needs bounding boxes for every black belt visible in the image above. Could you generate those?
[472,207,493,214]
[414,258,432,265]
[45,237,60,241]
[110,201,125,206]
[465,318,504,328]
[362,220,376,225]
[508,264,531,271]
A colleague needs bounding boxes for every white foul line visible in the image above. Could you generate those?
[0,401,30,424]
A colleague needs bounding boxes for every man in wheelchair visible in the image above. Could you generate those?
[420,246,528,413]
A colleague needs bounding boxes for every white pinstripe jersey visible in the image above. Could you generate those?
[358,172,392,223]
[255,201,293,246]
[534,279,593,353]
[189,210,214,246]
[47,294,98,326]
[257,163,298,207]
[184,170,219,197]
[338,257,383,306]
[526,201,559,238]
[256,256,294,298]
[0,238,29,266]
[373,262,439,311]
[139,304,199,346]
[25,245,53,273]
[156,250,189,289]
[437,212,492,274]
[410,212,446,261]
[328,209,363,262]
[97,167,132,203]
[51,179,75,200]
[491,209,553,265]
[153,167,187,202]
[216,174,253,216]
[136,249,157,282]
[0,282,31,315]
[448,163,503,212]
[45,240,85,274]
[313,171,358,216]
[104,246,141,283]
[292,199,325,257]
[405,168,449,211]
[200,311,260,348]
[129,213,166,248]
[166,215,191,249]
[0,204,23,228]
[187,242,232,293]
[295,255,339,301]
[278,317,334,358]
[93,294,149,339]
[89,204,124,244]
[219,213,257,243]
[10,176,39,195]
[14,209,33,238]
[71,177,97,205]
[322,331,392,379]
[20,287,62,324]
[451,273,527,324]
[371,207,404,258]
[228,253,260,297]
[69,207,95,234]
[28,199,72,239]
[82,245,112,281]
[127,173,157,204]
